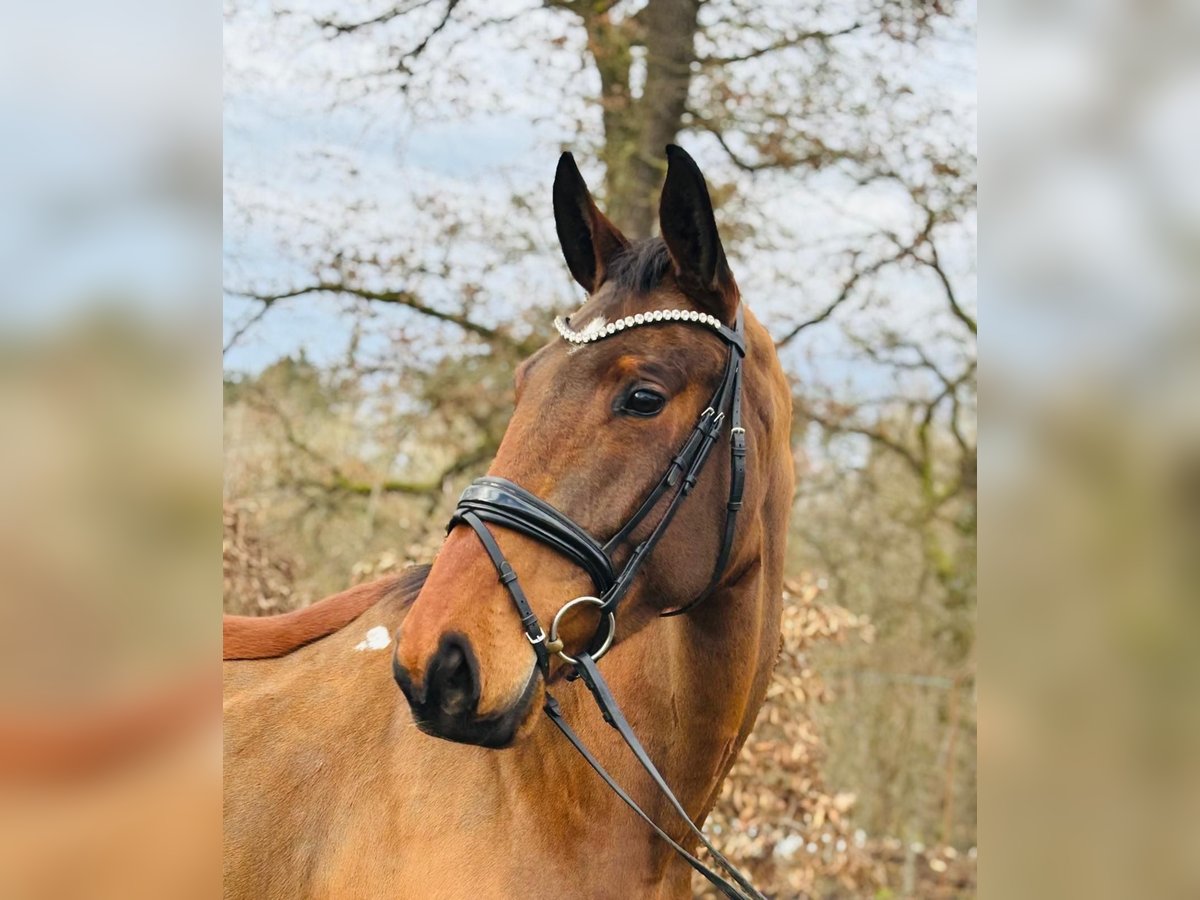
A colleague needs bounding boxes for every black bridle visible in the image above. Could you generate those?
[446,305,765,900]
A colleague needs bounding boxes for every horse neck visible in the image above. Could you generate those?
[532,556,781,841]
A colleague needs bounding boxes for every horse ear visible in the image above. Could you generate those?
[658,144,738,322]
[553,152,630,294]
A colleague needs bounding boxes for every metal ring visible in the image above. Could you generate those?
[548,595,617,665]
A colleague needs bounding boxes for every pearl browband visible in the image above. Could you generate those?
[553,309,726,345]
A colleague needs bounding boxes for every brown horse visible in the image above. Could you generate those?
[224,146,794,899]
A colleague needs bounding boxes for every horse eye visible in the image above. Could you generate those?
[622,388,667,417]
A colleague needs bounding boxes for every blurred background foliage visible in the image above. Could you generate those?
[223,0,975,895]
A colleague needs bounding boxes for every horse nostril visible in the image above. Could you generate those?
[441,647,469,705]
[428,636,478,719]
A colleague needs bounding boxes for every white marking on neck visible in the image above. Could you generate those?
[354,625,391,651]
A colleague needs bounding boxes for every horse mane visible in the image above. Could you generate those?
[223,564,431,661]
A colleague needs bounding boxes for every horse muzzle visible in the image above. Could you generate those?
[392,633,539,748]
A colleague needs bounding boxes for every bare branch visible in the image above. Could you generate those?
[317,441,493,497]
[859,335,957,391]
[798,400,925,479]
[947,378,970,460]
[920,240,977,336]
[775,243,914,348]
[314,0,463,78]
[702,126,792,173]
[699,23,865,66]
[224,300,275,355]
[227,282,515,346]
[314,0,440,36]
[242,386,351,484]
[907,198,977,337]
[244,382,497,499]
[402,0,462,69]
[774,261,869,347]
[689,106,880,177]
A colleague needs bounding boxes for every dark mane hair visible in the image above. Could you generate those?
[605,238,672,294]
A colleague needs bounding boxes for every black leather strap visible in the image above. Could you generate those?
[543,697,753,899]
[601,422,707,554]
[597,403,727,616]
[598,309,746,613]
[459,511,552,676]
[662,309,747,617]
[711,320,745,355]
[452,477,616,595]
[544,654,766,900]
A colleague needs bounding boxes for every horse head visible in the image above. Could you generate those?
[392,146,793,748]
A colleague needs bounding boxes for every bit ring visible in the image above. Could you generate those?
[548,595,616,664]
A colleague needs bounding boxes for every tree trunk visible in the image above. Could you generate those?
[586,13,639,231]
[584,0,701,239]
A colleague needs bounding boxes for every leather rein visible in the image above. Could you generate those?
[447,306,766,900]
